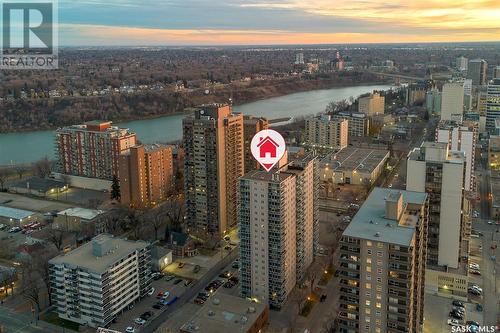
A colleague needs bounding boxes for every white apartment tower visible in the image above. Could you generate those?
[440,82,464,121]
[239,157,318,309]
[486,79,500,134]
[305,115,348,149]
[49,234,152,328]
[456,56,468,72]
[436,120,477,191]
[406,142,465,269]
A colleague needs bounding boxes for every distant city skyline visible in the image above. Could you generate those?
[58,0,500,45]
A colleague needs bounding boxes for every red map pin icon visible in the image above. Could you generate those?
[251,129,286,172]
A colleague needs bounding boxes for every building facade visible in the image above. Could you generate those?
[305,115,348,149]
[338,188,428,333]
[486,79,500,133]
[425,89,441,115]
[467,59,487,86]
[119,144,174,208]
[456,56,468,72]
[49,234,152,328]
[358,93,385,115]
[406,142,465,269]
[243,115,269,173]
[333,112,370,138]
[183,103,244,234]
[435,120,477,191]
[55,121,137,180]
[239,157,318,309]
[440,82,464,121]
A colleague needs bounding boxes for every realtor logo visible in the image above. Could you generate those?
[251,129,286,172]
[1,0,58,69]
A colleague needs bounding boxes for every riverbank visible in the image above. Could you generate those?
[0,72,389,133]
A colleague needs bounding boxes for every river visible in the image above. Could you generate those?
[0,84,392,165]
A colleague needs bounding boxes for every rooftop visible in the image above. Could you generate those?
[49,234,149,274]
[0,206,36,221]
[57,207,104,220]
[180,292,267,333]
[10,177,66,192]
[321,147,389,174]
[343,187,428,246]
[242,169,295,183]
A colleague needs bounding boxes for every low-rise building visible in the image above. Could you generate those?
[180,292,269,333]
[320,148,389,185]
[8,177,67,197]
[169,231,197,258]
[49,234,152,328]
[0,206,40,226]
[53,207,104,232]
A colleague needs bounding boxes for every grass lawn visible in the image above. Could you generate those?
[41,311,80,331]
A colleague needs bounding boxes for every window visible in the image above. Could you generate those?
[367,266,372,272]
[376,285,382,292]
[366,274,371,281]
[367,258,372,264]
[376,302,382,308]
[365,317,371,323]
[377,242,383,248]
[376,294,382,300]
[365,300,371,306]
[377,268,383,274]
[366,283,372,289]
[377,277,382,283]
[366,291,371,297]
[365,308,371,315]
[367,249,372,255]
[367,241,372,247]
[377,251,383,257]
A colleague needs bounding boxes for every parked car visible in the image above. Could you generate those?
[147,287,155,296]
[447,319,460,326]
[467,321,480,327]
[320,294,327,302]
[469,263,480,270]
[231,262,239,269]
[449,311,463,320]
[140,311,153,320]
[476,303,483,312]
[125,327,135,333]
[193,265,201,273]
[229,276,239,283]
[194,298,205,305]
[161,292,170,300]
[165,296,179,305]
[223,282,234,288]
[470,284,482,292]
[152,303,163,310]
[452,300,464,308]
[151,272,162,280]
[452,306,465,315]
[0,224,7,230]
[134,318,146,325]
[184,280,193,287]
[223,235,230,241]
[469,269,481,276]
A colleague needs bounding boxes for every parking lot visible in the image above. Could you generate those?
[110,274,191,333]
[424,294,483,333]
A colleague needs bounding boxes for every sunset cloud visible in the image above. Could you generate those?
[57,0,500,45]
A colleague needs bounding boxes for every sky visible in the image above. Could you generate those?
[57,0,500,46]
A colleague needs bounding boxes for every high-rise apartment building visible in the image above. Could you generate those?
[338,188,428,333]
[494,66,500,79]
[305,115,348,149]
[332,112,370,137]
[243,115,269,173]
[358,92,385,115]
[425,89,441,115]
[406,142,465,269]
[467,59,488,86]
[55,121,137,180]
[456,56,468,72]
[436,120,477,191]
[239,157,318,309]
[295,53,304,65]
[183,103,244,234]
[486,79,500,133]
[119,144,173,208]
[440,82,464,121]
[49,234,152,328]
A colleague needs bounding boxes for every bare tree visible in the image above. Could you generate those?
[19,259,43,316]
[46,227,67,252]
[34,157,52,178]
[0,168,10,190]
[15,166,27,179]
[32,247,58,306]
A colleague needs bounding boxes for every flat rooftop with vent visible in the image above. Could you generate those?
[49,234,150,274]
[343,187,428,246]
[179,291,269,333]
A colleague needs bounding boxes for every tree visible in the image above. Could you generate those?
[111,175,121,201]
[19,259,43,316]
[46,227,67,252]
[34,157,52,178]
[15,166,27,179]
[0,168,10,190]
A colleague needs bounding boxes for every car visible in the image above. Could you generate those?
[151,272,162,280]
[229,276,239,283]
[449,311,463,320]
[487,221,494,225]
[470,284,482,292]
[193,265,201,273]
[194,298,205,305]
[152,303,163,310]
[232,262,239,269]
[453,306,465,314]
[184,280,193,287]
[223,235,230,241]
[469,269,481,275]
[452,300,464,308]
[165,296,179,305]
[156,292,164,299]
[177,262,185,268]
[219,271,231,278]
[476,303,483,312]
[147,287,155,296]
[320,294,327,302]
[223,282,234,288]
[161,292,170,300]
[0,224,6,230]
[125,327,135,333]
[140,311,153,320]
[447,319,460,326]
[174,278,183,285]
[134,318,146,325]
[469,263,480,269]
[467,321,480,327]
